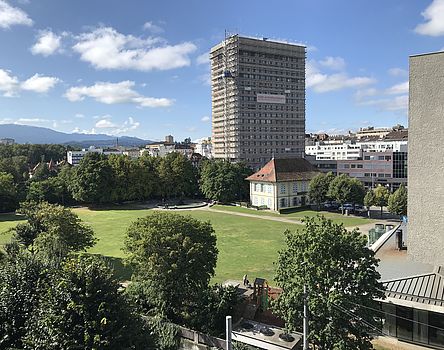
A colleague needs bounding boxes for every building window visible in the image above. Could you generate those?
[396,306,413,341]
[293,183,298,193]
[292,197,298,206]
[280,198,286,208]
[429,311,444,347]
[280,184,286,194]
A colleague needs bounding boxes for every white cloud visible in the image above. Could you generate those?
[142,21,163,33]
[354,88,378,100]
[72,127,97,134]
[21,74,60,93]
[358,95,408,112]
[95,119,116,128]
[0,68,19,96]
[415,0,444,36]
[64,80,173,107]
[31,30,62,56]
[388,67,408,77]
[318,56,346,71]
[201,115,210,122]
[186,126,197,132]
[306,60,375,93]
[94,116,140,135]
[196,52,209,65]
[385,81,409,95]
[0,0,32,29]
[74,113,85,118]
[14,118,49,124]
[72,27,196,71]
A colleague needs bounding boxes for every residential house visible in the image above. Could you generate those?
[246,158,319,211]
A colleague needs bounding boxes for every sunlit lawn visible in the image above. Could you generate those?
[212,204,376,227]
[0,204,376,283]
[0,207,301,283]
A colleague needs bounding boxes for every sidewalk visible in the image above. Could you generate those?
[373,336,430,349]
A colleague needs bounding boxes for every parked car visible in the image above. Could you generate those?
[323,201,339,210]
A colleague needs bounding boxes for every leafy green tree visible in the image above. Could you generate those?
[199,160,253,202]
[187,284,240,336]
[373,185,390,218]
[11,202,95,259]
[327,174,352,214]
[308,172,335,210]
[0,251,45,350]
[158,152,198,199]
[24,255,150,350]
[388,184,407,217]
[349,178,366,206]
[273,216,384,350]
[124,212,218,324]
[133,155,160,200]
[27,176,71,204]
[364,189,375,218]
[70,152,113,203]
[0,171,17,212]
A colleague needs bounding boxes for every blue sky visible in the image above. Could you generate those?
[0,0,443,141]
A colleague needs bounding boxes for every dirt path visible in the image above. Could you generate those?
[204,207,398,234]
[206,207,304,225]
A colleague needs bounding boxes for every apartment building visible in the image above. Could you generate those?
[67,146,122,166]
[210,35,306,169]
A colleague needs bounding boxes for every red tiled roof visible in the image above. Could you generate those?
[246,158,320,183]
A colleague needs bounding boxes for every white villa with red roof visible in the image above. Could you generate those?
[246,158,320,211]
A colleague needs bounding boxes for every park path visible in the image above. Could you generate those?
[203,206,396,234]
[206,207,304,225]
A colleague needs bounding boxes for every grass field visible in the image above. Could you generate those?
[0,205,376,283]
[212,204,375,227]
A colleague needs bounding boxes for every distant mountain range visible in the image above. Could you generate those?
[0,124,152,147]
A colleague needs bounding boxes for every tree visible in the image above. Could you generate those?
[199,160,253,203]
[27,176,70,204]
[308,172,335,210]
[124,212,218,324]
[388,184,407,217]
[273,216,384,350]
[157,152,197,200]
[11,202,95,259]
[0,171,17,212]
[364,189,375,218]
[24,255,150,349]
[348,178,366,207]
[327,174,352,214]
[373,185,390,218]
[0,251,44,350]
[70,153,114,203]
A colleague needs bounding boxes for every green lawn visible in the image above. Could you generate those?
[0,208,299,283]
[212,204,375,227]
[0,205,374,283]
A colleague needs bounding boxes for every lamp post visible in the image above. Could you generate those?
[226,315,232,350]
[303,284,309,350]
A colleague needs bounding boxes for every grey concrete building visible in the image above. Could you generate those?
[210,35,306,169]
[408,51,444,267]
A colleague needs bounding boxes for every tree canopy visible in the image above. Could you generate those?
[388,184,407,217]
[124,212,218,324]
[24,255,149,350]
[373,185,390,218]
[199,159,252,202]
[308,172,335,209]
[11,201,95,259]
[273,216,384,349]
[327,174,365,213]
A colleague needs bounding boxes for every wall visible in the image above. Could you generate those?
[408,52,444,266]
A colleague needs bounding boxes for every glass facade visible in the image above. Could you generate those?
[382,302,444,348]
[393,152,408,179]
